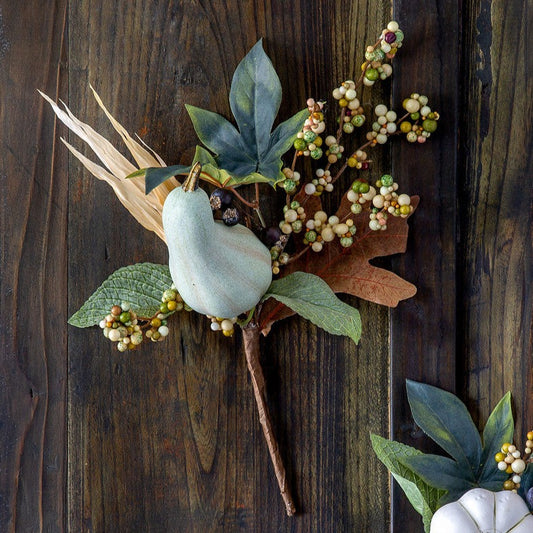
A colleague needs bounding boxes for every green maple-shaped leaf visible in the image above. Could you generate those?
[186,40,307,185]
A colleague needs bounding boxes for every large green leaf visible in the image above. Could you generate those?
[230,39,281,159]
[144,165,191,194]
[185,104,257,176]
[263,271,361,343]
[371,434,445,531]
[406,380,482,474]
[478,391,514,483]
[69,263,173,327]
[186,41,308,185]
[401,454,474,493]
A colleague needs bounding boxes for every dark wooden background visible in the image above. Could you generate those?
[1,0,531,531]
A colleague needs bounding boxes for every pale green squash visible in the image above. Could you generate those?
[162,163,272,318]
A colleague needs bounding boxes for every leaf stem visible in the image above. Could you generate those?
[242,324,296,516]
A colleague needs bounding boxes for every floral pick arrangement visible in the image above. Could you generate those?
[43,22,441,514]
[372,381,533,532]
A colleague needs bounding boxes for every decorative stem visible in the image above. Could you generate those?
[242,324,296,516]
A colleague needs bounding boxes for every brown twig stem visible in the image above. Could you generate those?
[242,324,296,516]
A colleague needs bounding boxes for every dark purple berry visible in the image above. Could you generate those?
[210,188,233,210]
[222,207,240,226]
[384,31,396,44]
[526,487,533,510]
[263,227,282,246]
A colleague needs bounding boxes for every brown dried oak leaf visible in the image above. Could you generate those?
[259,191,419,335]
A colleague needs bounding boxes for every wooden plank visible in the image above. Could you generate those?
[66,1,394,530]
[458,0,532,443]
[0,1,68,531]
[390,1,460,530]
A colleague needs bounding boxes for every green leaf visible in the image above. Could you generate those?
[371,434,445,526]
[125,168,148,179]
[229,39,281,159]
[518,463,533,510]
[400,454,474,494]
[145,165,191,194]
[191,145,217,166]
[200,163,274,188]
[185,104,257,176]
[263,271,361,343]
[69,263,173,327]
[266,108,309,157]
[478,392,514,482]
[406,380,482,474]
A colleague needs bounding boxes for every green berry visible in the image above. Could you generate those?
[381,174,394,186]
[303,130,317,143]
[305,230,317,242]
[410,112,420,121]
[340,237,353,248]
[310,148,323,159]
[283,179,297,194]
[160,302,169,313]
[119,312,130,323]
[366,68,379,81]
[293,138,306,151]
[343,123,354,134]
[351,115,365,127]
[290,201,300,209]
[422,119,438,133]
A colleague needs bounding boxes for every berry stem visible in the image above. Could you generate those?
[242,324,296,516]
[228,186,258,209]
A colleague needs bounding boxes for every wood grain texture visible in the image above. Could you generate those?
[0,1,68,531]
[66,1,391,531]
[389,1,461,530]
[1,1,531,532]
[459,0,532,444]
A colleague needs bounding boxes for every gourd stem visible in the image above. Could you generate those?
[182,162,202,191]
[242,324,296,516]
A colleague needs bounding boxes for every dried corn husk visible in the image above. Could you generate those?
[40,87,175,242]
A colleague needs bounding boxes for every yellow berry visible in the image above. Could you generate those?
[314,136,323,147]
[222,329,233,337]
[506,465,513,474]
[339,98,348,107]
[503,480,515,490]
[167,300,177,311]
[151,318,162,328]
[347,157,357,167]
[501,443,511,453]
[527,431,533,441]
[495,452,506,463]
[400,121,411,133]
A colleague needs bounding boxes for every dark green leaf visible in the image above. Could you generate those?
[185,104,257,175]
[191,145,217,166]
[263,272,361,343]
[371,434,445,525]
[478,392,514,482]
[200,163,273,188]
[145,165,191,194]
[69,263,173,327]
[266,108,309,157]
[519,464,533,510]
[406,380,482,474]
[229,39,281,159]
[401,454,474,493]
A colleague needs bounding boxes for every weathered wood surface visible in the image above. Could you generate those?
[0,1,530,532]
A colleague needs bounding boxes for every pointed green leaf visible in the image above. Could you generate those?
[185,104,257,175]
[230,39,282,159]
[200,163,273,188]
[400,454,474,493]
[263,271,361,343]
[69,263,173,327]
[371,434,446,524]
[266,108,308,157]
[518,464,533,510]
[145,164,191,194]
[125,168,148,179]
[478,392,514,482]
[406,380,482,474]
[192,145,217,166]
